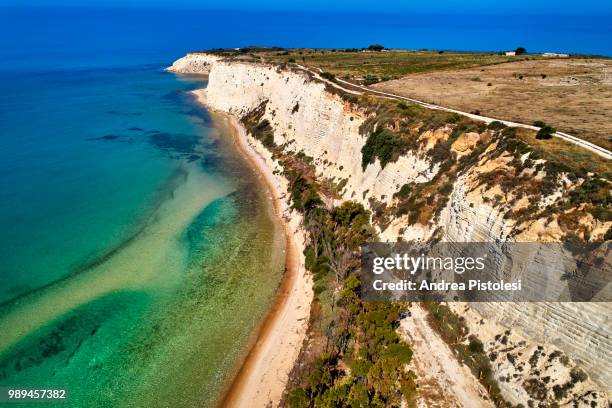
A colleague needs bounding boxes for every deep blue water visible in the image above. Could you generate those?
[1,6,611,75]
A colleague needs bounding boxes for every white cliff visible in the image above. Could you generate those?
[166,53,220,74]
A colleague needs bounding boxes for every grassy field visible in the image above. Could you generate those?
[258,49,545,81]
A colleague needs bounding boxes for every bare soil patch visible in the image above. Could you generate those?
[373,58,612,150]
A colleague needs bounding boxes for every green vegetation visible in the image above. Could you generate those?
[352,96,487,226]
[487,121,507,130]
[363,74,391,85]
[551,368,588,401]
[276,150,417,407]
[536,125,556,140]
[515,47,527,55]
[284,169,323,213]
[241,101,276,148]
[320,71,336,81]
[245,77,609,241]
[361,128,408,170]
[423,303,514,407]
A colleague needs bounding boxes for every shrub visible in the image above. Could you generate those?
[361,128,407,170]
[347,382,369,407]
[570,367,588,384]
[487,121,507,130]
[515,47,527,55]
[468,336,485,353]
[285,171,323,213]
[397,101,409,110]
[363,75,381,85]
[394,183,412,198]
[320,71,336,81]
[332,201,370,228]
[383,342,413,364]
[313,284,326,295]
[568,177,611,209]
[288,388,309,408]
[440,181,454,195]
[249,119,276,148]
[367,44,385,52]
[536,125,556,140]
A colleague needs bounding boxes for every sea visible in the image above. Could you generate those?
[0,5,610,407]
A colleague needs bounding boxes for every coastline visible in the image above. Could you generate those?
[191,90,313,407]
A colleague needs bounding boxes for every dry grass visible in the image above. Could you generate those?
[372,58,612,150]
[263,49,543,79]
[514,128,611,177]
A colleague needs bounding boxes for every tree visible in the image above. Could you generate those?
[305,207,327,257]
[322,228,358,287]
[347,381,370,407]
[368,44,385,52]
[536,125,556,140]
[515,47,527,55]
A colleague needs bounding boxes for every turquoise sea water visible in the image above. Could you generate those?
[0,62,285,406]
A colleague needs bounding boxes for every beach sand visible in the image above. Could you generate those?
[192,90,313,408]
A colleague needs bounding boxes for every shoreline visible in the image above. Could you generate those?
[192,90,313,407]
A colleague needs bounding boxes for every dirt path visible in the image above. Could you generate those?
[399,305,493,408]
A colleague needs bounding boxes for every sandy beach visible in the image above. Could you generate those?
[191,90,313,408]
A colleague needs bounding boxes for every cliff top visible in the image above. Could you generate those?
[195,47,612,151]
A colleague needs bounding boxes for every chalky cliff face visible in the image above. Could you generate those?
[170,53,611,401]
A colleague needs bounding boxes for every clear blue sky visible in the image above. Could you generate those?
[3,0,611,14]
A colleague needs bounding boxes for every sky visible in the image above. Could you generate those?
[2,0,611,14]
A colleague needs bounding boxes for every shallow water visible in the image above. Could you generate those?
[0,65,285,406]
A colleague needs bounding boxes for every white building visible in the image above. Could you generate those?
[542,52,569,57]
